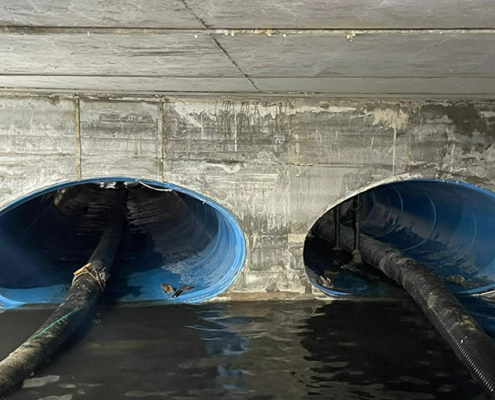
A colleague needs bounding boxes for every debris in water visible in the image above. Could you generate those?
[316,276,334,289]
[446,275,468,287]
[161,283,175,294]
[172,285,195,298]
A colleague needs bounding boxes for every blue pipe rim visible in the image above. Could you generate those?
[0,177,247,306]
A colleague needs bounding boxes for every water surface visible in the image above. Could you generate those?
[0,300,486,399]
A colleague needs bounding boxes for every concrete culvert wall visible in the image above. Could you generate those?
[0,178,246,308]
[304,179,495,298]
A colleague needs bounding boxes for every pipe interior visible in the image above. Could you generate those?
[304,180,495,297]
[0,180,245,308]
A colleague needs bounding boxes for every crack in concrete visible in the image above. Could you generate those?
[180,0,261,93]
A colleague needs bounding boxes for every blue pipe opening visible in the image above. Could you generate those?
[0,178,246,309]
[304,179,495,298]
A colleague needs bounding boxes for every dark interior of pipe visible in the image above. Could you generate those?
[304,180,495,297]
[0,180,245,308]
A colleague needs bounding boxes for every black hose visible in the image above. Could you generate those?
[313,218,495,399]
[0,185,126,399]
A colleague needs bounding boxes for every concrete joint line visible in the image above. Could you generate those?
[75,96,82,180]
[157,101,165,182]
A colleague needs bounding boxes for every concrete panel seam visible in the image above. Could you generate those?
[157,101,165,182]
[75,96,82,179]
[1,27,495,34]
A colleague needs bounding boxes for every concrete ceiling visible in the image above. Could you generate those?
[0,0,494,96]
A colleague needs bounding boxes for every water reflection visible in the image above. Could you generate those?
[0,300,486,399]
[300,301,482,399]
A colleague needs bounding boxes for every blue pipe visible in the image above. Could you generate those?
[0,178,246,309]
[306,179,495,297]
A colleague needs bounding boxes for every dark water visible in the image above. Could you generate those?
[0,300,487,400]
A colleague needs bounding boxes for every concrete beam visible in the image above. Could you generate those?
[0,30,494,95]
[253,78,495,95]
[0,31,242,77]
[214,31,495,79]
[0,76,256,93]
[0,77,494,97]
